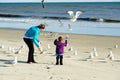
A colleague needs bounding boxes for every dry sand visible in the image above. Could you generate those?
[0,28,120,80]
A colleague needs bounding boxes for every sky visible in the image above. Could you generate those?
[0,0,120,3]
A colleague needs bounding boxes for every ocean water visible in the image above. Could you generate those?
[0,2,120,36]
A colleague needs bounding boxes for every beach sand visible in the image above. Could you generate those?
[0,28,120,80]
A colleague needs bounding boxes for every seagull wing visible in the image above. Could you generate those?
[67,11,74,18]
[75,11,82,18]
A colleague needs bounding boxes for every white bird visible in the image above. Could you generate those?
[67,11,82,22]
[68,24,72,31]
[92,48,98,57]
[40,50,46,54]
[93,47,97,52]
[21,45,25,49]
[12,48,16,53]
[74,50,78,56]
[8,46,12,51]
[54,33,58,37]
[0,44,4,49]
[15,49,21,54]
[68,47,73,51]
[89,52,94,59]
[107,51,114,60]
[47,44,51,49]
[58,19,63,27]
[94,51,98,57]
[9,57,18,65]
[114,44,118,48]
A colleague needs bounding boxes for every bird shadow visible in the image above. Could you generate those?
[78,58,107,63]
[18,60,27,64]
[113,60,120,62]
[0,65,9,67]
[0,59,12,64]
[83,51,90,54]
[78,58,89,61]
[0,59,9,63]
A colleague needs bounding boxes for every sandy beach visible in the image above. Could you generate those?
[0,28,120,80]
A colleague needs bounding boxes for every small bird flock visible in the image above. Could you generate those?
[0,43,25,66]
[0,41,119,66]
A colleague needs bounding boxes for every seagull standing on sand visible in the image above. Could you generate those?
[12,48,16,53]
[15,49,21,54]
[47,44,51,49]
[9,57,18,66]
[67,11,82,22]
[94,51,98,57]
[74,50,78,56]
[92,48,98,57]
[68,47,73,51]
[114,44,118,48]
[0,44,4,49]
[8,46,12,51]
[107,51,114,60]
[21,45,25,49]
[89,52,94,59]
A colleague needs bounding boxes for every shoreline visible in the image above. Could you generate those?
[1,27,120,37]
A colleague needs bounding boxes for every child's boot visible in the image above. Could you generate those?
[60,56,63,65]
[56,56,59,65]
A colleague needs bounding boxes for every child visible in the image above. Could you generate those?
[54,36,67,65]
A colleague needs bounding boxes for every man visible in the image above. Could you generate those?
[23,24,45,64]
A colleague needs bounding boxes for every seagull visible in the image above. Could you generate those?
[0,44,4,49]
[9,57,18,66]
[41,0,45,8]
[21,45,25,49]
[58,19,63,27]
[8,46,12,51]
[93,47,97,52]
[12,48,16,53]
[92,48,98,57]
[67,11,82,22]
[68,47,73,51]
[40,50,46,54]
[47,44,51,49]
[94,51,98,57]
[107,51,114,60]
[74,50,78,56]
[89,52,94,59]
[15,49,21,54]
[114,44,118,48]
[54,33,58,37]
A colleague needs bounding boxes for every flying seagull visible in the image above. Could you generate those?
[41,0,45,8]
[67,11,82,22]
